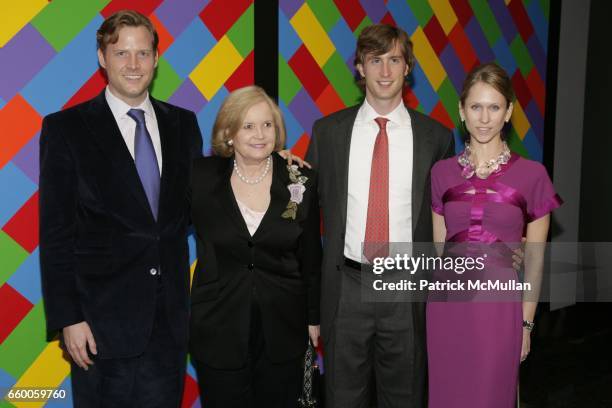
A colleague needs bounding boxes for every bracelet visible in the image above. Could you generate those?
[522,320,535,331]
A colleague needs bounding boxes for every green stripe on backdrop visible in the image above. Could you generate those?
[469,0,503,47]
[0,303,48,379]
[150,57,182,102]
[405,0,434,27]
[510,35,535,77]
[279,55,301,106]
[322,52,362,107]
[306,0,341,32]
[227,3,254,58]
[31,0,111,52]
[0,232,28,287]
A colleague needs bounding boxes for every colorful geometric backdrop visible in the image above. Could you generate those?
[1,0,550,407]
[281,0,550,161]
[0,1,253,407]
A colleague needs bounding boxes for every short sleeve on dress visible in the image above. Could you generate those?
[431,161,446,215]
[526,163,563,222]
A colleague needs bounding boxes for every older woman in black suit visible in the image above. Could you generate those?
[189,86,321,408]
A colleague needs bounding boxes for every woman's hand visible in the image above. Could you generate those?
[308,325,320,347]
[278,150,312,169]
[520,328,531,363]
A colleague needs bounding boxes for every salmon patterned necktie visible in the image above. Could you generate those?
[364,117,389,262]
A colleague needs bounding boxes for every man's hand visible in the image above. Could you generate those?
[512,237,527,272]
[63,321,97,370]
[278,150,312,169]
[308,325,320,347]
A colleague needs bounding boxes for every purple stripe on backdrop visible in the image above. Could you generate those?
[279,0,304,19]
[439,44,466,94]
[360,0,388,23]
[488,0,519,44]
[464,18,496,64]
[526,35,546,82]
[0,24,56,101]
[524,100,544,144]
[288,89,322,137]
[168,79,208,113]
[155,0,211,38]
[11,132,40,185]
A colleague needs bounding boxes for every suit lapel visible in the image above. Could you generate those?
[409,109,435,238]
[152,98,178,225]
[252,153,289,241]
[333,107,360,232]
[81,92,153,219]
[212,159,252,239]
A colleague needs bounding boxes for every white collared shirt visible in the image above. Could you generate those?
[344,99,414,262]
[105,87,162,175]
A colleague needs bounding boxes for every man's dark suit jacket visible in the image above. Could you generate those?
[305,104,454,390]
[189,153,321,370]
[39,91,203,359]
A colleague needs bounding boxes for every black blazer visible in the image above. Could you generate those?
[305,105,454,403]
[189,153,321,369]
[39,91,203,358]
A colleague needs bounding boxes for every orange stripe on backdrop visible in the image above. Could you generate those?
[149,13,174,55]
[315,84,346,116]
[0,95,42,169]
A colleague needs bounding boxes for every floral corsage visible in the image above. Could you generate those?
[281,164,308,220]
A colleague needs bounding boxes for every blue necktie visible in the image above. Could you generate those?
[127,109,160,220]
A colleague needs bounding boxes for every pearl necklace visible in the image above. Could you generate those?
[458,141,511,179]
[233,156,271,184]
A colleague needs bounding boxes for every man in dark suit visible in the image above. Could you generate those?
[305,24,455,407]
[39,10,202,407]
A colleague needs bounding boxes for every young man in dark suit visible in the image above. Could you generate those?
[39,10,202,407]
[305,24,455,407]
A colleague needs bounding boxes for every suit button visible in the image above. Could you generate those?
[149,268,158,276]
[248,264,254,270]
[248,241,254,248]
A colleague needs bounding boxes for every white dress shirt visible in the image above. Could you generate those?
[105,87,162,175]
[344,99,414,262]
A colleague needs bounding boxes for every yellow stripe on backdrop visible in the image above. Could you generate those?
[0,0,48,47]
[190,35,244,100]
[11,340,70,408]
[290,3,335,67]
[411,27,446,90]
[510,100,530,140]
[428,0,459,35]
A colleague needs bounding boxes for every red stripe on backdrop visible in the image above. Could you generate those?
[2,191,39,254]
[149,13,174,55]
[333,0,367,31]
[507,0,535,43]
[315,84,346,116]
[511,70,532,109]
[448,24,479,72]
[100,0,164,18]
[526,68,546,115]
[449,0,474,28]
[288,45,329,101]
[63,70,107,110]
[290,133,310,160]
[0,95,42,169]
[424,15,449,55]
[0,284,34,344]
[199,0,252,40]
[225,51,254,92]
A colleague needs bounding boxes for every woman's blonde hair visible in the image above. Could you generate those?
[211,86,286,157]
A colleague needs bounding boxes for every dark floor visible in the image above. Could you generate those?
[520,304,612,408]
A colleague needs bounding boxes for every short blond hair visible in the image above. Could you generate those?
[211,86,287,157]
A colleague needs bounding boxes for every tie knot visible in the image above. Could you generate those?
[127,108,146,125]
[374,117,389,130]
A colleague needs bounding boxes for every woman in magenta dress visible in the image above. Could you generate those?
[426,63,562,407]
